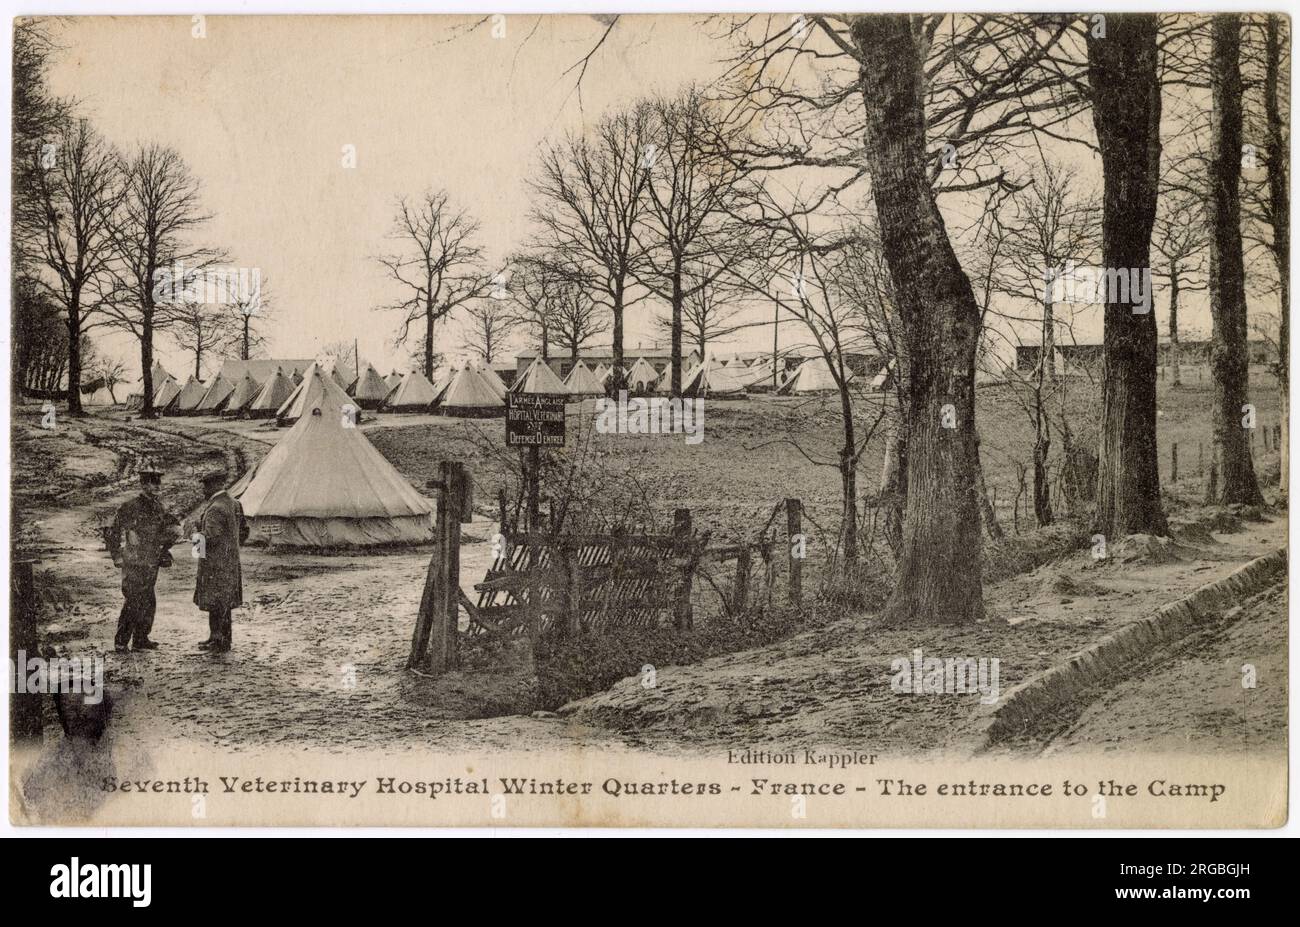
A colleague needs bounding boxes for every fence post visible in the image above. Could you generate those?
[409,461,469,674]
[11,558,42,740]
[786,497,802,610]
[1171,442,1178,483]
[673,508,693,630]
[733,547,751,614]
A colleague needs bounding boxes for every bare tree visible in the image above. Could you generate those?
[374,190,490,379]
[23,117,123,414]
[549,277,607,360]
[1152,187,1207,388]
[461,297,515,364]
[1204,13,1264,505]
[653,266,753,359]
[223,272,271,361]
[171,300,237,380]
[635,87,755,396]
[102,143,216,418]
[530,104,653,389]
[501,250,564,359]
[990,164,1098,526]
[1086,13,1169,537]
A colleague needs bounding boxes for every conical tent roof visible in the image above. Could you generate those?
[141,361,171,387]
[223,372,262,412]
[230,370,434,547]
[385,370,439,409]
[249,368,295,413]
[682,353,748,397]
[625,357,659,391]
[512,357,569,394]
[564,360,605,396]
[778,356,841,394]
[173,375,208,412]
[351,363,390,403]
[437,365,506,411]
[195,372,238,412]
[278,362,355,423]
[592,363,611,384]
[154,376,182,409]
[385,371,403,391]
[476,363,508,400]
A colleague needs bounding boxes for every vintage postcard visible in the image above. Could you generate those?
[7,11,1289,829]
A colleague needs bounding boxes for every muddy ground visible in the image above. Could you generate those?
[8,376,1289,760]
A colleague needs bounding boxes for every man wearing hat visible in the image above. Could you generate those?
[107,460,178,652]
[192,469,248,653]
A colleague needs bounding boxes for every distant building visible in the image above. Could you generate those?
[1015,338,1276,372]
[514,342,700,380]
[516,342,885,380]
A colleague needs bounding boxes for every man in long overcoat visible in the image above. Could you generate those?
[193,470,248,653]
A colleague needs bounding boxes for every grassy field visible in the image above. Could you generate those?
[365,364,1285,545]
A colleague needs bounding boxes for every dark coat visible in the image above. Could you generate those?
[193,491,248,611]
[109,491,176,570]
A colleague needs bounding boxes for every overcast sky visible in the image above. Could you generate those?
[48,14,733,380]
[45,14,1231,383]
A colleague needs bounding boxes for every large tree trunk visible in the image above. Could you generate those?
[838,375,859,564]
[1206,14,1264,506]
[1087,14,1168,537]
[1041,296,1056,382]
[1265,15,1289,494]
[853,14,984,626]
[1168,268,1181,387]
[423,308,435,380]
[65,288,83,415]
[139,308,156,419]
[669,268,684,397]
[611,283,625,392]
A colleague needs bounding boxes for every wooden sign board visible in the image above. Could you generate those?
[505,393,566,448]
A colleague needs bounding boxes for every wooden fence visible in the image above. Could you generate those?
[407,461,806,676]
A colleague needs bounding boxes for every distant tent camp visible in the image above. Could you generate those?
[80,379,116,406]
[592,363,611,385]
[740,358,780,392]
[247,368,295,418]
[195,372,238,414]
[277,362,355,425]
[625,357,659,393]
[291,368,305,385]
[222,372,263,416]
[384,370,439,411]
[511,357,569,395]
[350,363,390,410]
[128,362,174,410]
[169,375,208,415]
[384,370,403,392]
[230,370,434,547]
[777,356,842,395]
[563,360,605,397]
[681,353,748,398]
[153,376,182,410]
[435,366,506,417]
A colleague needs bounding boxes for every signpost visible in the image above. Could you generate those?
[505,392,566,529]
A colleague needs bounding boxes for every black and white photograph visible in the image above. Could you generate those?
[4,7,1292,833]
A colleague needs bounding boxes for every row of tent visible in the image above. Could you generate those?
[130,350,880,422]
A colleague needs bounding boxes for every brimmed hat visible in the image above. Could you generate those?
[138,459,163,477]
